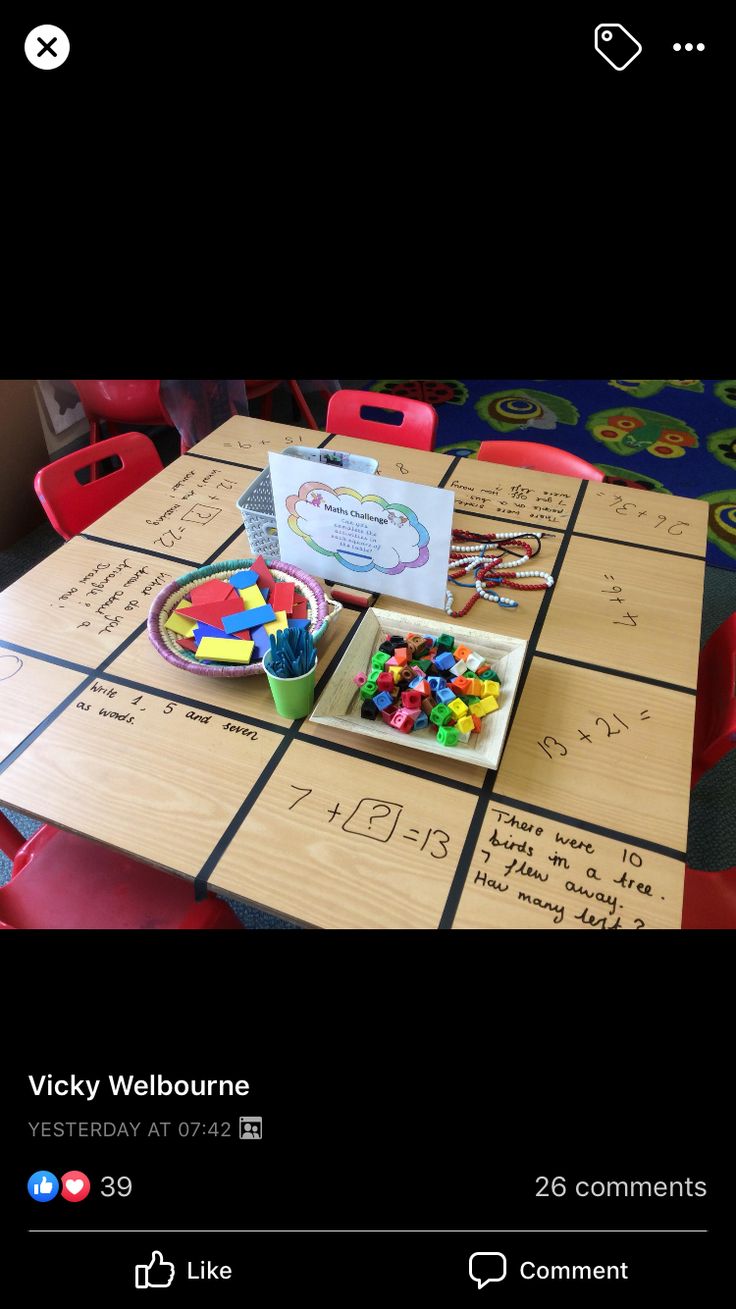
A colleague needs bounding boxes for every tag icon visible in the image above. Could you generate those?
[595,23,642,70]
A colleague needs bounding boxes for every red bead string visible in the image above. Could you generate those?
[446,529,550,618]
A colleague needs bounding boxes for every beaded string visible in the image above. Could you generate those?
[445,529,554,616]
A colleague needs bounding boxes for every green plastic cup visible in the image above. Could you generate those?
[263,652,318,719]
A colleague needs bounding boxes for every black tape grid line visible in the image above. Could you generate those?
[96,674,288,737]
[480,790,687,863]
[0,514,337,784]
[297,729,483,798]
[0,639,93,676]
[192,608,371,901]
[79,535,196,568]
[572,530,706,562]
[451,507,568,534]
[0,617,153,777]
[182,451,263,472]
[0,672,96,777]
[437,478,589,930]
[533,651,697,697]
[438,456,463,488]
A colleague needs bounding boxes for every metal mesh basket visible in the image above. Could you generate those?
[237,446,379,555]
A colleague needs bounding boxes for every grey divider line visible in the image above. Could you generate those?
[183,452,262,472]
[534,650,697,696]
[192,607,371,901]
[0,639,93,676]
[475,789,687,862]
[79,535,196,568]
[571,530,705,562]
[438,479,589,929]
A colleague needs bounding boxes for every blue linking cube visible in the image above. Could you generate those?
[373,691,393,712]
[434,651,456,671]
[412,712,429,731]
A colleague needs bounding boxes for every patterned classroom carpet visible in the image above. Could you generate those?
[367,380,736,571]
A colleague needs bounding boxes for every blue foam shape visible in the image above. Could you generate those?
[194,621,240,644]
[249,625,272,658]
[228,569,259,588]
[287,618,310,629]
[412,712,429,731]
[223,604,274,633]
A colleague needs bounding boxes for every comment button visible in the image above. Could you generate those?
[469,1251,507,1288]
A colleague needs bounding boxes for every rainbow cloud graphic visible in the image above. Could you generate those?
[285,482,430,575]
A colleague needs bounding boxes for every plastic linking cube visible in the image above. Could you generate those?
[355,632,501,747]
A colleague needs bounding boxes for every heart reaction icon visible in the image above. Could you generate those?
[61,1171,91,1202]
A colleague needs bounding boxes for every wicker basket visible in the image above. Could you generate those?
[237,446,379,556]
[147,559,342,679]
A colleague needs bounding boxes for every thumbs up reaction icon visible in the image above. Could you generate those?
[135,1251,176,1289]
[27,1171,60,1202]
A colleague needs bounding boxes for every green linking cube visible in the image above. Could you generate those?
[437,725,459,747]
[430,703,453,727]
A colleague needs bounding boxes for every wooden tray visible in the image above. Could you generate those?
[310,606,527,771]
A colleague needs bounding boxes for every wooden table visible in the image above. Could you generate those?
[0,416,709,929]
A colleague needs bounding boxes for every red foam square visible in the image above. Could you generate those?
[270,582,295,614]
[188,580,236,605]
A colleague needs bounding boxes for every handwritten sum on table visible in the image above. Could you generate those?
[455,805,683,930]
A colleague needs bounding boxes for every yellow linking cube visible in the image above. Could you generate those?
[447,697,468,722]
[472,696,498,718]
[481,680,500,698]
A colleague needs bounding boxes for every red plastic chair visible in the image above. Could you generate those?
[34,431,164,540]
[691,613,736,787]
[326,389,438,452]
[477,440,604,480]
[682,867,736,929]
[0,814,242,929]
[73,379,323,446]
[247,380,323,430]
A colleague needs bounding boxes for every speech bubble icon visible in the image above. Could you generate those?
[469,1251,507,1288]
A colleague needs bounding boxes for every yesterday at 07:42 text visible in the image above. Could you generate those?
[29,1121,234,1138]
